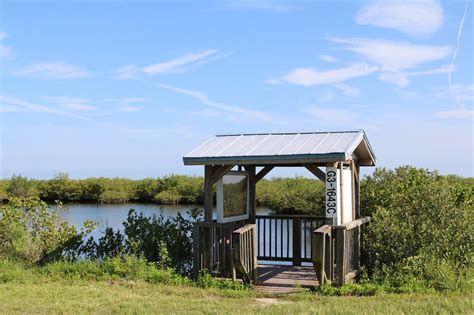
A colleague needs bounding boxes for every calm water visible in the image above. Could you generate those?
[59,203,314,266]
[60,203,271,239]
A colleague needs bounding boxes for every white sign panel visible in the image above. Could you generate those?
[216,171,249,223]
[325,167,340,225]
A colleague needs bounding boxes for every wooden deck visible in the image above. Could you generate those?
[255,264,318,294]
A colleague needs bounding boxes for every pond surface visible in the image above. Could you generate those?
[60,203,271,239]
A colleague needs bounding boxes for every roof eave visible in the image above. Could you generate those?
[183,153,347,166]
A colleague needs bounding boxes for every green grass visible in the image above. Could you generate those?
[1,277,472,314]
[0,259,472,314]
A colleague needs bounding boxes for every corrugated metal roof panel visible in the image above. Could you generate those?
[183,130,376,165]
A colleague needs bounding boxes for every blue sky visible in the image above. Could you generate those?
[0,0,473,179]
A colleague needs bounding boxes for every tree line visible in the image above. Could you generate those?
[0,169,472,217]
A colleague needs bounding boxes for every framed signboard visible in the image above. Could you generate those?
[216,171,249,223]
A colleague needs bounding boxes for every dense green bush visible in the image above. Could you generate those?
[361,166,473,292]
[82,208,202,274]
[0,198,95,264]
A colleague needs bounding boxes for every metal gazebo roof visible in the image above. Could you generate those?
[183,130,376,166]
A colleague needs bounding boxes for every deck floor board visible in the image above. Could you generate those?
[256,264,318,294]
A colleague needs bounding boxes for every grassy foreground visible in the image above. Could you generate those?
[1,279,472,314]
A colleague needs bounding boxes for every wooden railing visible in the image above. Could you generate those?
[255,215,328,265]
[312,224,333,285]
[312,217,370,286]
[232,224,257,284]
[193,222,238,278]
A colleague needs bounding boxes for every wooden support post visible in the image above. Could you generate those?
[203,165,213,270]
[355,225,361,271]
[252,224,258,283]
[350,160,356,221]
[204,165,213,222]
[193,224,200,279]
[355,163,360,218]
[245,165,257,224]
[339,162,344,224]
[292,218,302,266]
[335,226,347,286]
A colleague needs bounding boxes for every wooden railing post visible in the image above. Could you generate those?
[292,218,302,266]
[335,226,347,286]
[252,224,258,283]
[193,224,201,279]
[232,224,257,284]
[312,224,332,285]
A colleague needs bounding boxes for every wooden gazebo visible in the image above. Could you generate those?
[183,130,375,286]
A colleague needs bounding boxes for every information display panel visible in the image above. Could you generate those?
[216,171,249,223]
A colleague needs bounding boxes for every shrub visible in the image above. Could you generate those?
[81,208,203,275]
[153,190,182,205]
[0,198,96,263]
[6,175,38,198]
[361,166,473,291]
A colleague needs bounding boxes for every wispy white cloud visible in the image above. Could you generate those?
[142,49,217,75]
[113,65,138,79]
[379,64,454,87]
[103,97,149,103]
[196,51,234,65]
[103,97,148,112]
[12,61,92,79]
[333,83,360,97]
[0,31,12,60]
[269,63,379,86]
[432,84,474,101]
[433,108,473,119]
[44,96,96,111]
[304,106,359,123]
[134,78,273,122]
[228,1,293,12]
[356,0,444,37]
[330,37,452,87]
[116,105,141,112]
[379,72,410,87]
[113,49,230,78]
[448,0,470,109]
[319,55,338,63]
[330,38,452,72]
[0,95,89,119]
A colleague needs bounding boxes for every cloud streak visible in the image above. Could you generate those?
[448,0,470,109]
[0,31,12,60]
[114,49,231,79]
[44,96,96,111]
[330,38,452,72]
[0,95,89,119]
[355,0,444,37]
[269,63,379,86]
[134,78,273,122]
[142,49,218,75]
[12,62,92,79]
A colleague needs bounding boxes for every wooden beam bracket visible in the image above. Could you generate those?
[255,166,274,183]
[210,165,234,185]
[304,164,326,182]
